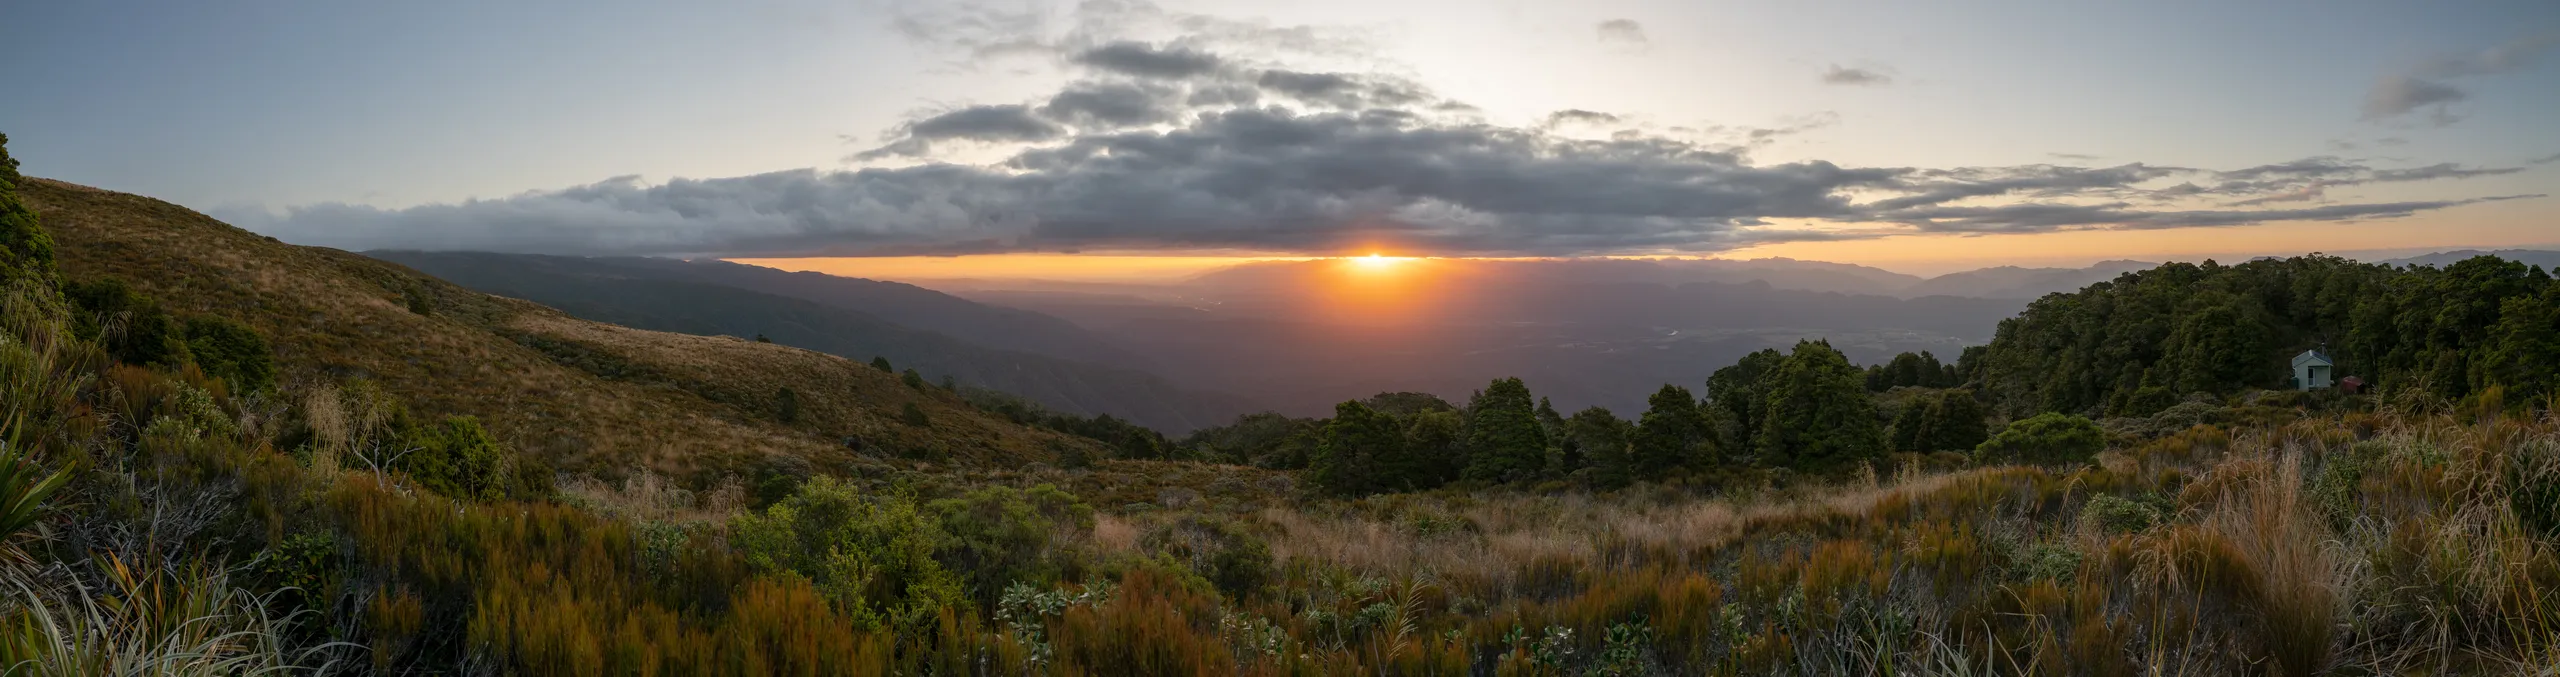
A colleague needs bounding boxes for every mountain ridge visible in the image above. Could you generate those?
[371,250,1258,433]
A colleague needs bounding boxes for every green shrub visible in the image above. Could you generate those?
[930,484,1094,606]
[775,387,800,424]
[1139,515,1273,601]
[2117,386,2177,418]
[182,315,274,393]
[399,415,505,501]
[728,477,964,632]
[252,531,342,611]
[401,284,433,316]
[900,401,931,427]
[901,369,926,390]
[2309,440,2386,531]
[1976,412,2105,466]
[870,356,893,372]
[2011,542,2082,582]
[2079,493,2168,534]
[61,277,187,367]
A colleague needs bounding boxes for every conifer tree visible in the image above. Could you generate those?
[1462,377,1547,483]
[1755,340,1884,471]
[1633,384,1713,473]
[1708,348,1786,452]
[1313,400,1401,495]
[1568,407,1634,488]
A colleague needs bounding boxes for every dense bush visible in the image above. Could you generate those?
[1975,412,2105,465]
[729,477,965,631]
[930,484,1095,606]
[1138,515,1272,601]
[398,415,507,500]
[182,314,274,393]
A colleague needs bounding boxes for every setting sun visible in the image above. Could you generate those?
[1349,253,1412,270]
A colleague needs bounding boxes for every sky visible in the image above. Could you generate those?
[5,0,2557,277]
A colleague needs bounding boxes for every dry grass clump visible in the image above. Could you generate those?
[1097,405,2560,674]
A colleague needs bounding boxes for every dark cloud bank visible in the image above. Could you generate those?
[240,4,2542,258]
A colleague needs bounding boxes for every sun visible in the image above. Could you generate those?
[1350,253,1410,269]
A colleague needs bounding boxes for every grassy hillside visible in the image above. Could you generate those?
[20,177,1104,475]
[372,251,1257,433]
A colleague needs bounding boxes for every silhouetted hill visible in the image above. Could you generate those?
[565,257,1152,370]
[372,251,1256,433]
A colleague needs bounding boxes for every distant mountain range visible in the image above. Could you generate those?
[2380,249,2560,271]
[372,252,1259,433]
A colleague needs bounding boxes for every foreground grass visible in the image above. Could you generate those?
[8,274,2560,674]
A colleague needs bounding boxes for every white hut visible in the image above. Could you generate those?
[2291,349,2334,390]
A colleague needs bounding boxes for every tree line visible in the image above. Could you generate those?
[1221,252,2560,497]
[1967,254,2560,416]
[1193,340,2017,496]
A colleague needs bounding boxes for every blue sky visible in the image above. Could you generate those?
[6,0,2556,272]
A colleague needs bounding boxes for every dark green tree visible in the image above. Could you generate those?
[1708,348,1786,451]
[1633,384,1713,474]
[1754,340,1884,471]
[901,368,926,390]
[1534,397,1567,468]
[1891,390,1990,453]
[1312,400,1401,495]
[183,315,275,393]
[900,401,931,427]
[871,356,894,372]
[1402,410,1465,488]
[2477,286,2560,401]
[1567,407,1633,488]
[1462,377,1547,483]
[0,133,57,288]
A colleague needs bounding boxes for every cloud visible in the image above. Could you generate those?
[856,105,1065,158]
[2368,163,2523,182]
[1071,41,1223,79]
[2530,152,2560,165]
[2225,183,2329,207]
[2364,76,2468,119]
[242,8,2538,259]
[1039,82,1182,129]
[1545,109,1622,128]
[2364,29,2560,121]
[1888,198,2530,234]
[1819,65,1893,86]
[1595,19,1647,45]
[2048,153,2101,161]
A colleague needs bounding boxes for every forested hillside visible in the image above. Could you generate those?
[1967,255,2560,417]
